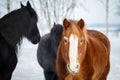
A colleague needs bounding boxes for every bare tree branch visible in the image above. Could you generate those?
[99,0,106,7]
[7,0,10,12]
[98,0,116,35]
[38,0,84,29]
[116,0,120,15]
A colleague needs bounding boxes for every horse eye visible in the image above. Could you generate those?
[79,40,83,44]
[64,39,67,43]
[64,37,68,44]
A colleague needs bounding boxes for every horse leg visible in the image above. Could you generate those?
[44,70,56,80]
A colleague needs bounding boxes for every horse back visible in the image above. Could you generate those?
[87,30,110,54]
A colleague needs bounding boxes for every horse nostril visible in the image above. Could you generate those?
[67,64,80,70]
[76,64,80,69]
[67,64,80,75]
[67,64,70,69]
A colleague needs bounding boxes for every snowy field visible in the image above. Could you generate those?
[11,32,120,80]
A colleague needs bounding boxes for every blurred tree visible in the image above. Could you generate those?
[0,0,12,16]
[116,0,120,15]
[98,0,116,35]
[106,0,109,35]
[7,0,10,12]
[0,0,7,17]
[37,0,83,30]
[98,0,110,35]
[0,0,85,30]
[0,0,24,16]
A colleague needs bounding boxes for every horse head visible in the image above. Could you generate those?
[51,22,63,43]
[23,1,41,44]
[61,18,88,75]
[50,23,63,54]
[0,1,41,47]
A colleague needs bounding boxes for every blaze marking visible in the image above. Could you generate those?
[69,34,79,71]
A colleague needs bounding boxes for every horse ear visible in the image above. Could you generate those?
[27,1,31,8]
[20,2,24,8]
[63,18,70,30]
[54,22,56,27]
[78,19,85,29]
[51,22,56,34]
[26,1,35,17]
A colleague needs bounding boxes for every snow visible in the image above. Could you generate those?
[12,47,44,80]
[108,33,120,80]
[11,32,120,80]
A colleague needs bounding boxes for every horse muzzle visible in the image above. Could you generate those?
[67,63,80,75]
[32,34,41,44]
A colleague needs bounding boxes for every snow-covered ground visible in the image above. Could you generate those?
[108,33,120,80]
[11,32,120,80]
[11,46,44,80]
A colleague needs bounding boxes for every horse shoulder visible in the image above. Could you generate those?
[87,34,108,72]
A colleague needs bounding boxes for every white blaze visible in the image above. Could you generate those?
[69,34,79,71]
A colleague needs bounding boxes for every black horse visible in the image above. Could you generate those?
[0,1,40,80]
[37,23,63,80]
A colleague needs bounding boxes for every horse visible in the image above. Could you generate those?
[0,1,41,80]
[56,18,110,80]
[37,23,63,80]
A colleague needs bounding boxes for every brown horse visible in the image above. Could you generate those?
[56,18,110,80]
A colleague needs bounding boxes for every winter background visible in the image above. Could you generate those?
[0,0,120,80]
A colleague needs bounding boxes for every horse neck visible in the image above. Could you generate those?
[49,36,58,54]
[52,35,61,47]
[0,9,29,47]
